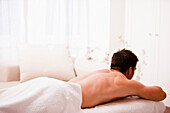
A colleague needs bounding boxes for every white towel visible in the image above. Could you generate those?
[83,96,166,113]
[0,77,83,113]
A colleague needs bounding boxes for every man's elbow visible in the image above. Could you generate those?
[158,90,166,101]
[155,86,167,101]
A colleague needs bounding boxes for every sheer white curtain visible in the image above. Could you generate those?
[27,0,67,44]
[0,0,110,64]
[0,0,25,63]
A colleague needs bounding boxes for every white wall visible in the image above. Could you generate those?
[109,0,126,54]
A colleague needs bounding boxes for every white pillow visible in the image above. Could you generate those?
[18,44,75,82]
[74,59,109,76]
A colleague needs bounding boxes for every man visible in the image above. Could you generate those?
[69,49,166,108]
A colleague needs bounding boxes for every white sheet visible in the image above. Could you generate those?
[0,77,83,113]
[83,96,166,113]
[0,77,166,113]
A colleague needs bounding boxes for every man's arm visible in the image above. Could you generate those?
[128,80,167,101]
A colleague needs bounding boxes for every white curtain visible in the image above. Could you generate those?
[0,0,25,63]
[27,0,89,58]
[0,0,110,64]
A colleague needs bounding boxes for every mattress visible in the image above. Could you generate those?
[83,96,166,113]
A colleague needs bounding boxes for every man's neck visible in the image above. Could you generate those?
[110,69,132,80]
[110,69,121,73]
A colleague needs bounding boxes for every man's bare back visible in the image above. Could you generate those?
[69,69,166,108]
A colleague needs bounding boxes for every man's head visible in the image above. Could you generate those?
[111,49,138,79]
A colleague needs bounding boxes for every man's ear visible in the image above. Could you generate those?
[124,67,133,79]
[128,67,133,75]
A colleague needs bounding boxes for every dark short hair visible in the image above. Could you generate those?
[111,49,138,74]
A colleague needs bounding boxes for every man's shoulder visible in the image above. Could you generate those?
[112,74,129,85]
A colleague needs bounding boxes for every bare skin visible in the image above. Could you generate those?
[69,69,167,108]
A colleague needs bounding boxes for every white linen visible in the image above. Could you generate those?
[83,96,166,113]
[0,77,83,113]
